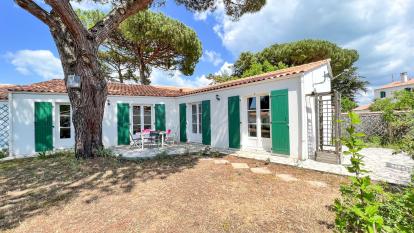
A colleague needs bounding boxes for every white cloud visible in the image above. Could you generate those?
[202,50,224,66]
[5,50,63,80]
[215,62,233,76]
[193,11,211,21]
[210,0,414,104]
[355,86,376,105]
[150,69,211,87]
[70,0,112,12]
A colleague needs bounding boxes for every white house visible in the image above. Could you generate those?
[2,60,333,162]
[374,72,414,99]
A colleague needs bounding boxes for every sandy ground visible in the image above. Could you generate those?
[0,154,347,233]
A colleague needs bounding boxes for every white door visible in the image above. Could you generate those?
[244,95,272,151]
[188,103,202,143]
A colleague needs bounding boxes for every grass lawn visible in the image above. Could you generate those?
[0,153,347,233]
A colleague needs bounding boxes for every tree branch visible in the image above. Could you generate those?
[14,0,53,26]
[92,0,153,45]
[45,0,88,40]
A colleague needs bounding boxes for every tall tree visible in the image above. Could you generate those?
[233,39,368,99]
[14,0,266,158]
[118,10,202,84]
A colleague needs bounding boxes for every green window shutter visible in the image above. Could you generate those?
[34,102,53,152]
[117,103,130,145]
[155,104,166,131]
[271,89,290,155]
[380,91,386,98]
[228,96,240,149]
[179,103,187,142]
[202,100,211,145]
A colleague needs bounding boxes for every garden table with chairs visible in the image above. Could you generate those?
[130,129,174,149]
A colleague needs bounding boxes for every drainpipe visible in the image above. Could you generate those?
[298,74,306,161]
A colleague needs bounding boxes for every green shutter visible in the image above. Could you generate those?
[179,103,187,142]
[34,102,53,152]
[228,96,240,149]
[202,100,211,145]
[117,103,130,145]
[155,104,166,131]
[380,91,386,98]
[271,89,290,155]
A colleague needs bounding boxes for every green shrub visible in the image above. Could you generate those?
[335,112,414,232]
[0,149,8,159]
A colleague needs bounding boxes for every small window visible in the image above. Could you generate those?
[260,96,270,138]
[59,105,71,139]
[191,103,202,134]
[132,106,141,134]
[380,91,386,98]
[247,97,257,137]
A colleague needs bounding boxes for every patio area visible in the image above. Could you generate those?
[112,143,210,159]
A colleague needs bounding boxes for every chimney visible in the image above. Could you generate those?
[400,72,408,83]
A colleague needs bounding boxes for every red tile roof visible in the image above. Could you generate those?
[5,59,330,99]
[378,78,414,89]
[0,85,16,100]
[353,104,371,111]
[183,59,330,96]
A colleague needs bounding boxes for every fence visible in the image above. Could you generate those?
[0,102,9,149]
[340,111,412,140]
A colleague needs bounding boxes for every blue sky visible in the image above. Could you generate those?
[1,0,414,104]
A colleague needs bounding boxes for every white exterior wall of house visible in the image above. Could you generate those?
[8,63,331,160]
[374,84,414,99]
[9,93,178,156]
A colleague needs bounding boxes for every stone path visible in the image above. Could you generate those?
[211,159,328,188]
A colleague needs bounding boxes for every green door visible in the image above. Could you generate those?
[228,96,240,149]
[117,103,130,145]
[202,100,211,145]
[34,102,53,152]
[271,89,290,155]
[155,104,166,131]
[179,103,187,142]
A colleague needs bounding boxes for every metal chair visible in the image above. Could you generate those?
[129,132,142,148]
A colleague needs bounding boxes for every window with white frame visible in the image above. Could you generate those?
[191,103,202,134]
[247,97,257,137]
[260,96,270,138]
[132,105,152,134]
[59,105,71,139]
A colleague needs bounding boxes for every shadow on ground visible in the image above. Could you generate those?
[0,154,198,230]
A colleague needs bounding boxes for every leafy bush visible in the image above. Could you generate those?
[0,149,8,159]
[335,112,414,232]
[335,112,385,232]
[341,97,358,113]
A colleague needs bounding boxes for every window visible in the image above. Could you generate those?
[132,105,152,133]
[191,103,202,134]
[59,105,71,139]
[143,106,152,130]
[260,96,270,138]
[132,106,141,134]
[380,91,386,98]
[247,97,257,137]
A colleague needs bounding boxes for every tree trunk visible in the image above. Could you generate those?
[51,17,107,158]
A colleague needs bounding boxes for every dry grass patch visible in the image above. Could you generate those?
[1,153,347,233]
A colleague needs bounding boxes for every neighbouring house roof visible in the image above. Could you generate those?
[0,85,16,100]
[6,59,330,99]
[353,104,371,112]
[377,78,414,90]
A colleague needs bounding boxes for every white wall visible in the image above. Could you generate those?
[374,84,414,99]
[10,93,177,156]
[176,75,303,159]
[9,64,331,159]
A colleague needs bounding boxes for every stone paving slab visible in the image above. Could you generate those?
[250,167,272,174]
[306,180,328,188]
[231,163,250,169]
[214,159,230,165]
[276,174,299,182]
